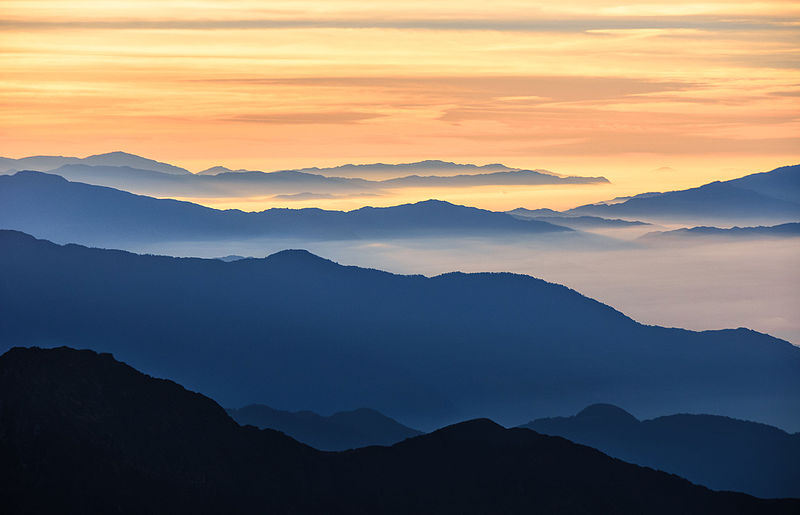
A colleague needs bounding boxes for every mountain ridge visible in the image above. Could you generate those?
[1,229,798,431]
[524,403,800,498]
[564,164,800,223]
[227,404,422,450]
[0,171,572,245]
[2,345,797,514]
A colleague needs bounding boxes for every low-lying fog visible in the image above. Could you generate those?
[126,234,800,346]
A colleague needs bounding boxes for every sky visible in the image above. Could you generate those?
[1,0,798,206]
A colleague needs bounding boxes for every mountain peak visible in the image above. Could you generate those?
[197,165,233,175]
[12,170,69,183]
[431,418,506,438]
[88,150,138,158]
[81,151,191,175]
[264,249,338,267]
[576,403,639,423]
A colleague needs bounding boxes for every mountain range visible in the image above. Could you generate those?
[226,405,421,451]
[640,222,800,242]
[507,207,650,229]
[564,164,800,224]
[0,152,608,197]
[0,150,191,175]
[0,171,572,246]
[524,404,800,499]
[2,229,798,431]
[2,346,797,514]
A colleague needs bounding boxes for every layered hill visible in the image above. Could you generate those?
[227,405,421,451]
[1,230,798,431]
[0,150,191,175]
[525,404,800,498]
[0,153,608,197]
[640,222,800,242]
[0,171,570,246]
[508,207,650,229]
[566,164,800,224]
[2,346,796,514]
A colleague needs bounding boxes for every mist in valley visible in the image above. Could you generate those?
[125,233,800,347]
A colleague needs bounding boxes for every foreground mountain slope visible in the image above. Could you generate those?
[227,404,422,450]
[525,404,800,498]
[2,346,795,514]
[1,230,798,430]
[567,164,800,223]
[0,171,569,246]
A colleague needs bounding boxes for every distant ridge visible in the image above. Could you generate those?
[525,404,800,498]
[0,151,191,175]
[227,404,422,450]
[640,222,800,242]
[566,164,800,224]
[0,152,610,195]
[508,207,649,229]
[0,171,572,245]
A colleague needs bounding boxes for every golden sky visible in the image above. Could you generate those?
[1,1,798,209]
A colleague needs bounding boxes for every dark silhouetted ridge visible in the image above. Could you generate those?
[2,346,797,514]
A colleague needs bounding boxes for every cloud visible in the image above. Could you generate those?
[199,76,697,104]
[1,16,795,32]
[223,112,383,124]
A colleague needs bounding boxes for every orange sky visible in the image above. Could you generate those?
[1,1,798,209]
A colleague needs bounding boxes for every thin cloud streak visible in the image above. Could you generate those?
[2,16,797,32]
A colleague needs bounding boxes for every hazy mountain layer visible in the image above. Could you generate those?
[0,153,608,197]
[2,346,796,514]
[0,171,570,246]
[227,404,421,451]
[640,222,800,242]
[0,151,191,175]
[566,164,800,224]
[525,404,800,498]
[1,230,798,431]
[508,207,650,229]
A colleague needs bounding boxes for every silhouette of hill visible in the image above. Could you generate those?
[640,222,800,242]
[44,164,375,197]
[524,404,800,498]
[508,207,650,229]
[0,151,191,175]
[726,164,800,204]
[214,254,248,262]
[0,171,570,245]
[567,164,800,224]
[381,169,608,187]
[0,154,81,172]
[287,159,517,179]
[42,164,606,197]
[1,153,608,195]
[1,229,798,431]
[227,404,421,450]
[197,165,257,175]
[2,346,796,514]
